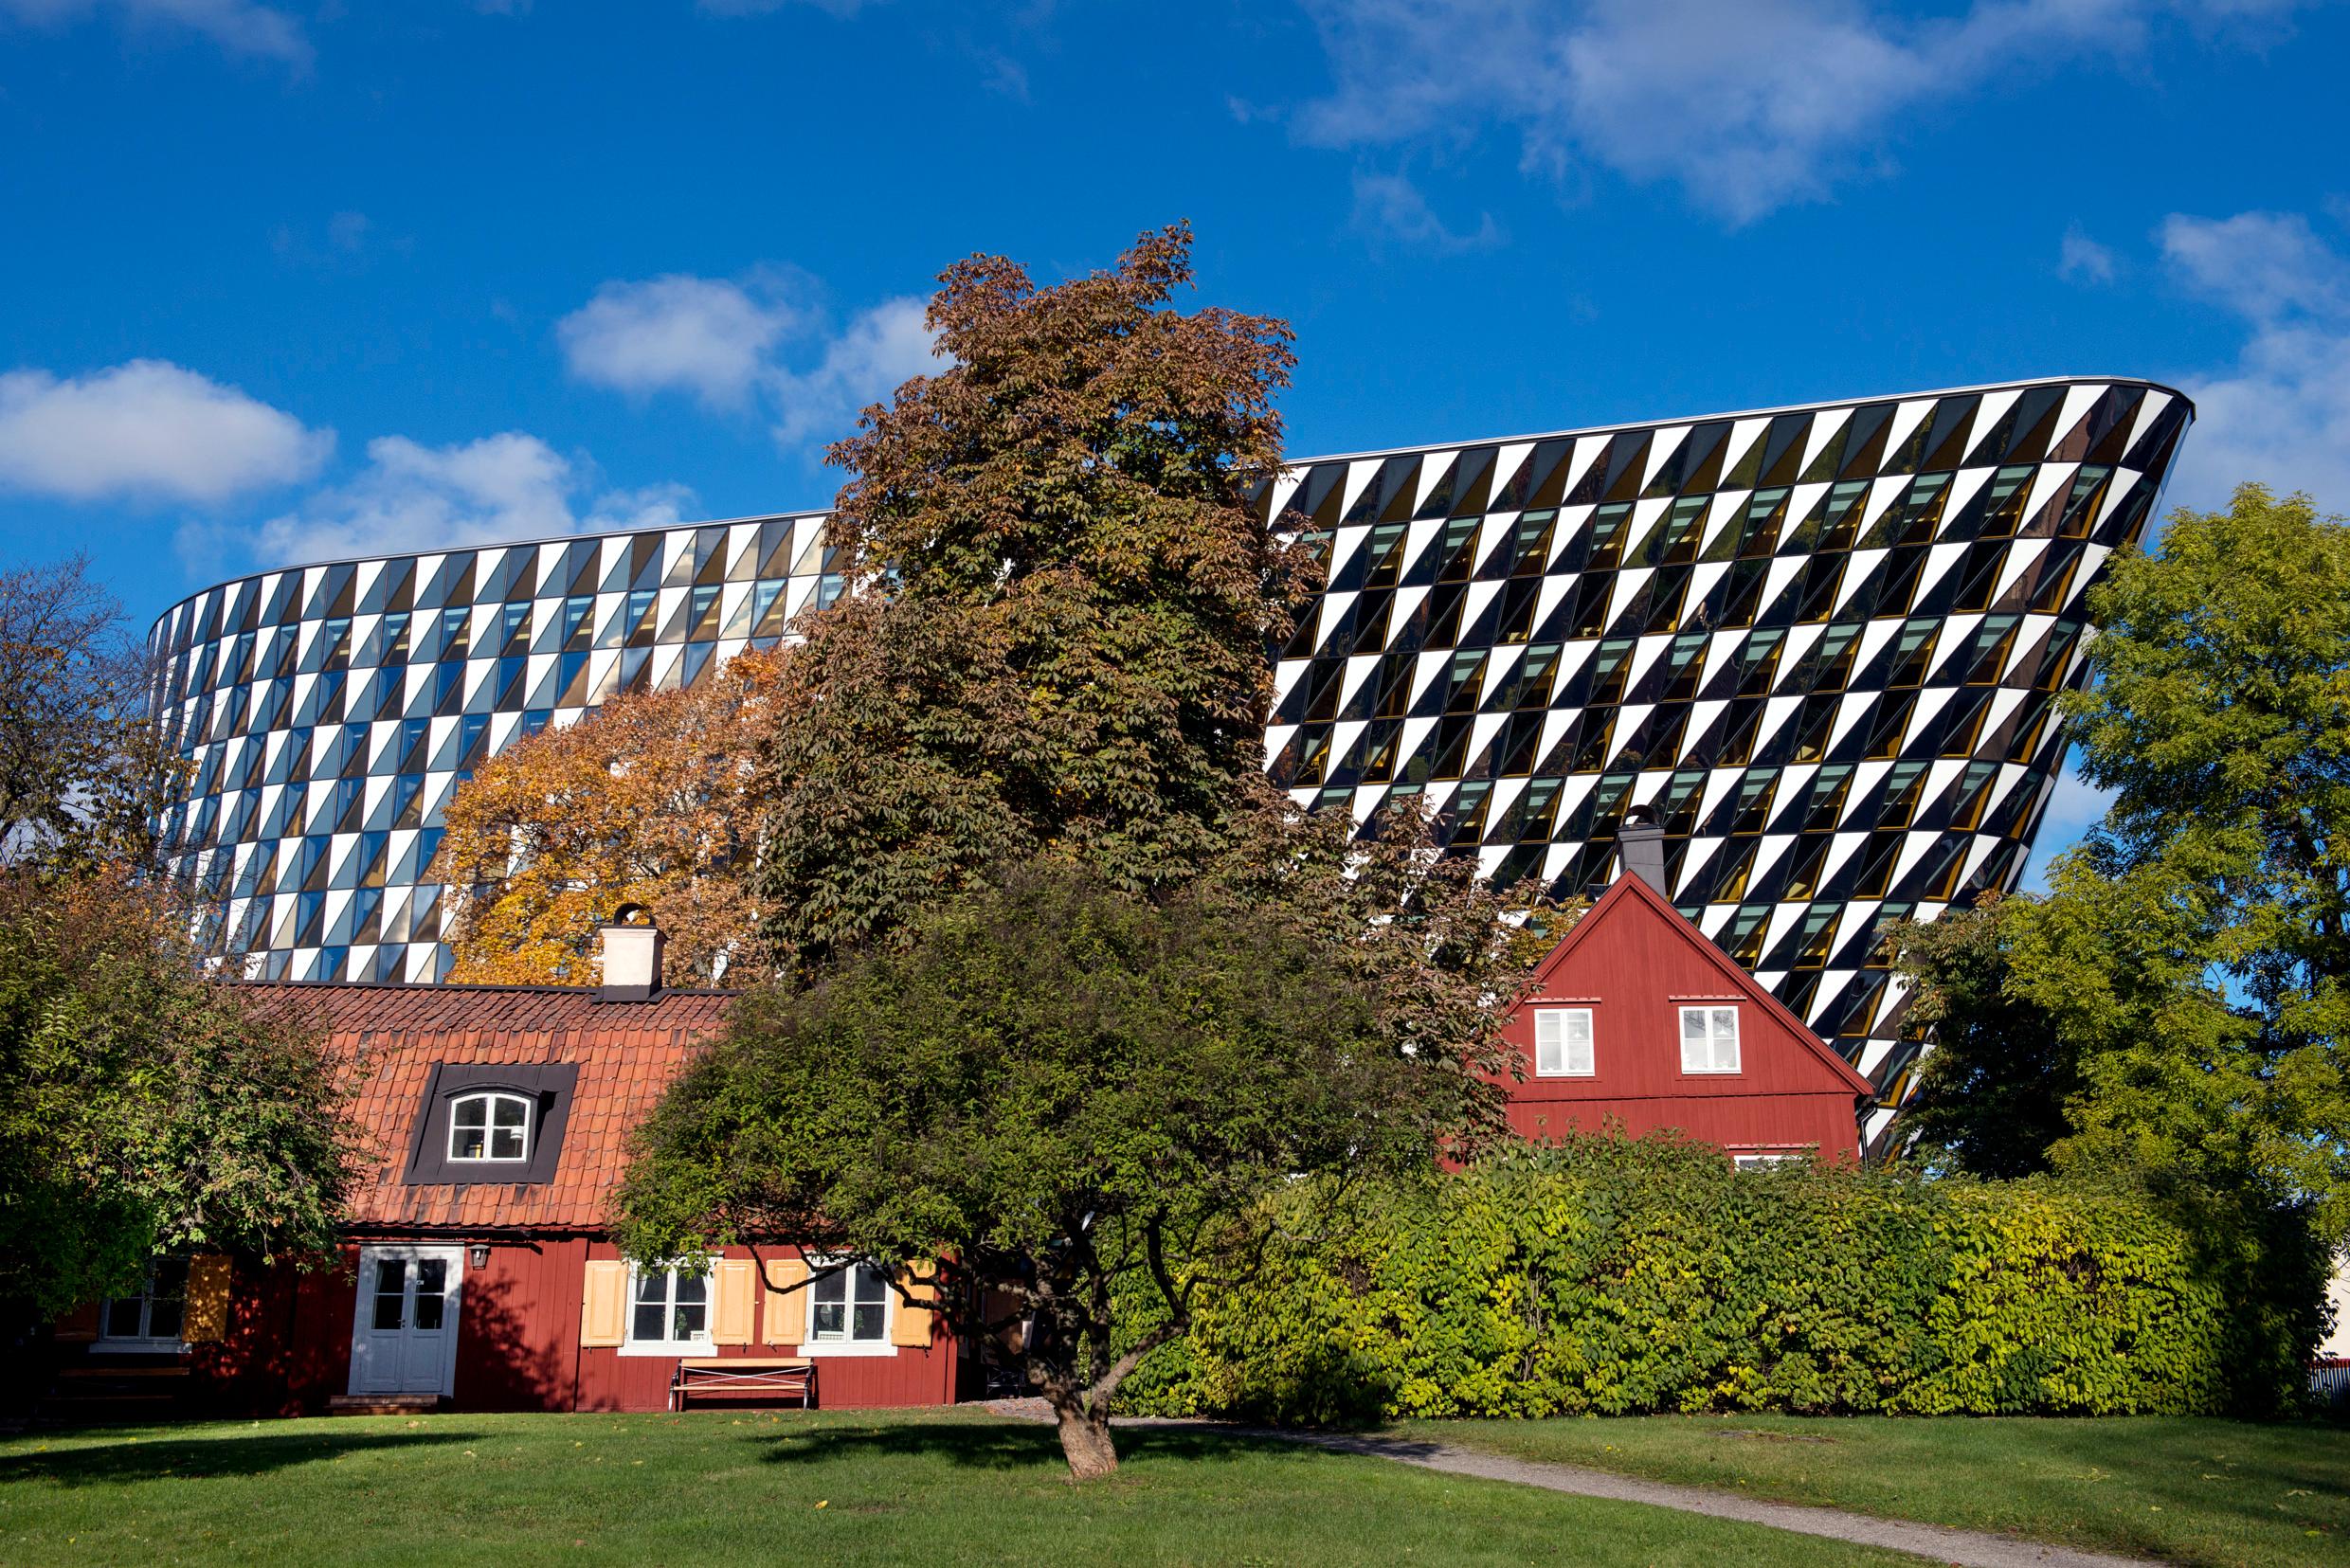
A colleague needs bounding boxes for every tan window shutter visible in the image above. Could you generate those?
[580,1259,628,1347]
[51,1300,101,1343]
[183,1254,233,1343]
[711,1259,756,1345]
[890,1260,939,1348]
[761,1256,809,1345]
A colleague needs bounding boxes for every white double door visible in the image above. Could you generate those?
[349,1245,463,1397]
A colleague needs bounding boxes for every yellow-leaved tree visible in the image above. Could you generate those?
[431,648,781,987]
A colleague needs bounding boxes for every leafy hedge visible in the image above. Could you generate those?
[1119,1135,2314,1421]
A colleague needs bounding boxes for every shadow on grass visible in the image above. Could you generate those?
[0,1429,480,1487]
[750,1415,1426,1474]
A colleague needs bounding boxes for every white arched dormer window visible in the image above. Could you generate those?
[448,1090,532,1162]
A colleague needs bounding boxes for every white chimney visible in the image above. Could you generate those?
[597,905,665,1002]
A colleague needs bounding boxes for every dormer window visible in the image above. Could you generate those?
[449,1091,532,1162]
[403,1064,577,1185]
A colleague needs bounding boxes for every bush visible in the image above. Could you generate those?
[1118,1134,2306,1421]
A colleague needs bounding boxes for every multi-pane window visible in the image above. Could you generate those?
[371,1255,449,1332]
[629,1267,710,1345]
[102,1257,191,1343]
[1533,1008,1594,1077]
[448,1091,531,1162]
[810,1262,891,1343]
[1679,1005,1741,1073]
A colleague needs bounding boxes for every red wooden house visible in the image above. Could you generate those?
[44,837,1876,1418]
[1498,814,1877,1163]
[45,927,958,1417]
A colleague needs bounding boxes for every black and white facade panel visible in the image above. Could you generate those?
[148,375,2190,1127]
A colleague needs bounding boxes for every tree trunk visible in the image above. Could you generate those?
[1054,1400,1120,1481]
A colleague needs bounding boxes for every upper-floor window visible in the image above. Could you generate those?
[448,1090,531,1162]
[1679,1005,1742,1074]
[1533,1008,1594,1077]
[810,1261,891,1344]
[102,1257,190,1346]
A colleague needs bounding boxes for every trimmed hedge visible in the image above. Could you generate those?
[1118,1135,2305,1421]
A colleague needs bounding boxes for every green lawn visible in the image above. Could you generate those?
[1398,1414,2349,1568]
[0,1409,1924,1567]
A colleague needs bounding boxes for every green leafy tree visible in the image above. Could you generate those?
[748,223,1313,972]
[1883,892,2074,1179]
[1892,484,2350,1247]
[0,868,366,1322]
[618,858,1513,1481]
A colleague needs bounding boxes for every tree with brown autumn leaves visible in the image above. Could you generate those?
[743,222,1315,971]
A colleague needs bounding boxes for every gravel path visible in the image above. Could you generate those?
[982,1401,2160,1568]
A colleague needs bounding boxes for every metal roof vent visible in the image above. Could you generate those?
[1617,806,1669,895]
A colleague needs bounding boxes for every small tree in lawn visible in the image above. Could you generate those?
[616,846,1515,1481]
[614,226,1528,1478]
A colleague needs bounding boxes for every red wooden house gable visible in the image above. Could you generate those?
[1500,875,1875,1162]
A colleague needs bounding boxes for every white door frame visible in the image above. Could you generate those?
[347,1243,465,1397]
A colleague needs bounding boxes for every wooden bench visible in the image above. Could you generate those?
[669,1357,817,1412]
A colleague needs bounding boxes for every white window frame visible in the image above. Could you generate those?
[1732,1150,1805,1171]
[447,1090,532,1164]
[99,1256,191,1353]
[619,1263,715,1357]
[1532,1007,1595,1077]
[1679,1004,1741,1074]
[801,1258,895,1359]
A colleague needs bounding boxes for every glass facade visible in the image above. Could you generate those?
[148,376,2191,1135]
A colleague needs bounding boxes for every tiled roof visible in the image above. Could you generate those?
[245,982,737,1233]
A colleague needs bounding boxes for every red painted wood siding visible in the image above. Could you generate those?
[162,1238,959,1415]
[1501,880,1867,1162]
[571,1242,957,1413]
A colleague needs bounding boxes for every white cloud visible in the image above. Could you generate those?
[0,0,311,67]
[763,296,946,450]
[249,433,698,565]
[1351,170,1504,252]
[0,359,331,504]
[2159,209,2350,513]
[557,274,799,409]
[559,270,944,456]
[2158,209,2350,322]
[1294,1,2305,225]
[2059,224,2117,284]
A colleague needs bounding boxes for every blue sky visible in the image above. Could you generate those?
[5,0,2348,877]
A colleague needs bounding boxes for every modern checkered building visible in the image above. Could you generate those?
[148,375,2192,1129]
